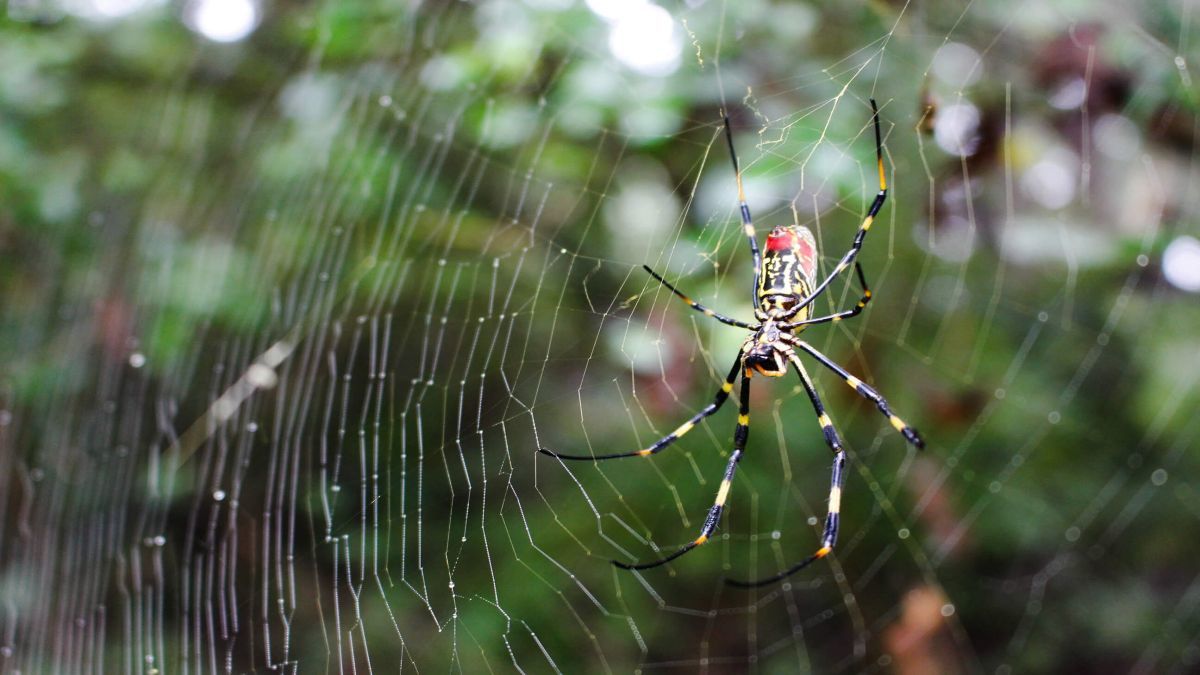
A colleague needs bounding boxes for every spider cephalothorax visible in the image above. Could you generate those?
[540,100,926,587]
[744,322,787,377]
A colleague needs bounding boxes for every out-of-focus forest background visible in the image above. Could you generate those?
[2,0,1199,672]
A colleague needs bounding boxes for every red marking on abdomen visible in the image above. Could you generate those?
[766,232,795,251]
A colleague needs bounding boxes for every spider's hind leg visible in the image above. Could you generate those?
[642,265,756,330]
[784,263,873,328]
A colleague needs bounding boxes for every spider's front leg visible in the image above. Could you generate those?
[791,339,924,449]
[727,353,844,587]
[538,350,746,461]
[614,371,753,570]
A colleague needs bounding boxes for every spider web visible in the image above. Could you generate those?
[2,0,1200,672]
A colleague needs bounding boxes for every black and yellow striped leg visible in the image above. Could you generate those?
[722,112,762,305]
[793,340,925,449]
[642,265,757,330]
[538,353,743,461]
[784,263,872,328]
[728,356,843,587]
[614,373,752,570]
[728,451,845,587]
[785,99,887,321]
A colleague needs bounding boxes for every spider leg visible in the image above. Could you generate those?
[722,112,763,306]
[727,353,843,587]
[783,263,871,328]
[538,352,744,461]
[642,265,757,330]
[793,340,924,449]
[614,372,751,570]
[787,99,887,320]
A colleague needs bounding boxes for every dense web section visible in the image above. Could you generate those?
[2,0,1200,672]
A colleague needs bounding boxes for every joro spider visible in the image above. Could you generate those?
[540,99,925,588]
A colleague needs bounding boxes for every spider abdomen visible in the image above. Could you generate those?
[758,225,817,318]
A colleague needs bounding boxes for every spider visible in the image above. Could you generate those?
[540,99,925,588]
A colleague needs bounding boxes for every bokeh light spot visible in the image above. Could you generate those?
[588,0,682,76]
[1163,235,1200,293]
[932,43,983,87]
[934,103,981,157]
[184,0,260,43]
[1021,148,1077,209]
